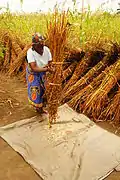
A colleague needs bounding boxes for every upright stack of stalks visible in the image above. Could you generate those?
[0,30,30,79]
[8,43,31,76]
[3,33,12,70]
[46,9,69,127]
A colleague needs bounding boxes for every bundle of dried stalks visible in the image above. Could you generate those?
[3,37,12,69]
[4,31,24,55]
[68,64,113,112]
[2,31,10,44]
[62,61,77,82]
[61,44,119,103]
[83,37,117,53]
[62,57,105,103]
[62,50,104,95]
[99,87,120,123]
[8,44,31,75]
[0,32,9,70]
[15,36,25,50]
[2,31,22,55]
[10,49,17,66]
[62,48,84,70]
[83,59,120,119]
[0,58,3,70]
[12,40,22,56]
[0,31,26,72]
[46,9,69,127]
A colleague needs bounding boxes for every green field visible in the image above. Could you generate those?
[0,8,120,52]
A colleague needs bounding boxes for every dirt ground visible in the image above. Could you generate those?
[0,72,120,180]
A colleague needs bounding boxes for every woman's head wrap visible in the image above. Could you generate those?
[32,33,45,44]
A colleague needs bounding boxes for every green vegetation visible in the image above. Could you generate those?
[0,7,120,50]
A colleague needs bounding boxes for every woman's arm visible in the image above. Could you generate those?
[30,62,48,72]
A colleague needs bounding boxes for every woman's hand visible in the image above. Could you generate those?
[30,62,48,72]
[46,64,55,73]
[44,65,53,72]
[43,66,48,72]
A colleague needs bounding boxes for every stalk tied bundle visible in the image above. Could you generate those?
[83,59,120,119]
[46,8,69,128]
[99,87,120,123]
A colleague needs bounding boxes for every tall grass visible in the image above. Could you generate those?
[0,12,48,43]
[68,10,120,49]
[0,8,120,50]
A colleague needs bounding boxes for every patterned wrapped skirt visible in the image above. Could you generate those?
[26,67,46,108]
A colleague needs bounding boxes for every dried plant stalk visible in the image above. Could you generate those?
[62,51,97,94]
[46,9,69,127]
[2,31,10,45]
[0,56,4,70]
[2,31,22,56]
[12,40,22,56]
[62,61,77,81]
[61,46,118,103]
[15,36,25,49]
[99,87,120,123]
[83,59,120,119]
[10,48,17,66]
[68,64,113,112]
[8,44,31,75]
[62,48,84,70]
[3,38,11,69]
[62,56,107,103]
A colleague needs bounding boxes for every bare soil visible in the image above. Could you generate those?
[0,72,120,180]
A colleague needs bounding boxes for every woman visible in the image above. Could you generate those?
[26,32,52,113]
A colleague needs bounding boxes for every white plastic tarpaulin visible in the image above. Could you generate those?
[0,104,120,180]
